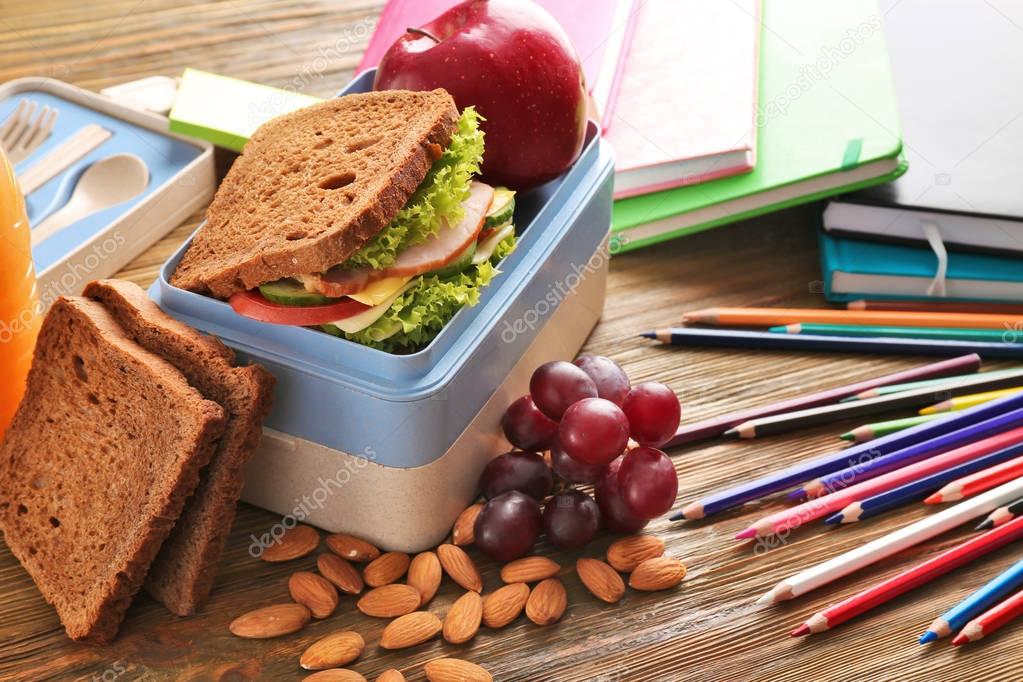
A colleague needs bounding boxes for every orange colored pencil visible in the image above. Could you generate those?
[953,587,1023,645]
[925,454,1023,504]
[848,300,1023,315]
[682,307,1023,331]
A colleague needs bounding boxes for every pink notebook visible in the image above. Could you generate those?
[357,0,636,108]
[605,0,762,199]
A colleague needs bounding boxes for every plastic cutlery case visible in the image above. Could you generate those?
[0,77,215,309]
[150,69,615,552]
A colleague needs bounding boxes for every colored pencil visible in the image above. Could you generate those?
[672,392,1023,521]
[737,427,1023,539]
[922,387,1023,414]
[926,455,1023,504]
[848,299,1023,315]
[661,354,980,447]
[644,327,1023,359]
[725,371,1023,440]
[757,477,1023,605]
[827,442,1023,524]
[773,323,1015,343]
[840,414,946,443]
[844,368,1023,401]
[953,588,1023,645]
[682,307,1023,330]
[921,557,1023,643]
[791,516,1023,637]
[977,496,1023,531]
[793,407,1023,499]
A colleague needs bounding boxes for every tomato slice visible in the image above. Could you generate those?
[229,290,371,326]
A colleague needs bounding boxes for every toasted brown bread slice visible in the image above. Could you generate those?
[0,297,226,642]
[170,89,459,298]
[84,279,276,615]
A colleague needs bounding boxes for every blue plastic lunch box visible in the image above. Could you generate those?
[151,70,615,551]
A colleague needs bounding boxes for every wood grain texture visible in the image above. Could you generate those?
[2,2,1022,681]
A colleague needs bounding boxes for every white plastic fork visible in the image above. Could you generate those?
[0,99,58,165]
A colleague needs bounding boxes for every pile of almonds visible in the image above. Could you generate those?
[229,506,686,681]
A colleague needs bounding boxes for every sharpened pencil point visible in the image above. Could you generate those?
[722,428,740,440]
[669,510,685,521]
[951,633,968,646]
[838,431,854,441]
[823,513,842,525]
[734,527,757,540]
[918,630,938,644]
[640,332,656,339]
[785,488,807,502]
[975,519,994,531]
[924,492,943,505]
[790,623,810,638]
[755,592,774,606]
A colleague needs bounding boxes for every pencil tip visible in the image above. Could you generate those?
[669,510,685,521]
[951,634,968,646]
[639,332,656,339]
[790,624,810,638]
[785,488,807,502]
[919,631,938,644]
[975,520,993,531]
[755,592,774,606]
[924,493,942,505]
[823,513,842,525]
[734,527,757,540]
[722,428,740,440]
[838,432,854,441]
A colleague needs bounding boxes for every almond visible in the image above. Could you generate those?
[451,503,483,546]
[380,611,442,650]
[499,556,560,584]
[375,671,405,682]
[300,631,365,670]
[424,658,493,682]
[303,671,367,682]
[363,552,411,587]
[356,584,422,618]
[481,583,529,629]
[525,578,567,625]
[318,553,365,595]
[437,544,483,593]
[407,551,442,606]
[325,533,381,562]
[289,571,340,619]
[576,558,625,604]
[606,535,665,573]
[261,524,320,563]
[229,603,310,638]
[629,556,686,591]
[443,591,483,644]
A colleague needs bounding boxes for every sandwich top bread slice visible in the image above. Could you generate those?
[84,279,275,616]
[170,89,460,299]
[0,297,226,643]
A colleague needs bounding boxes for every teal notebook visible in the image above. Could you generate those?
[820,231,1023,304]
[611,0,905,253]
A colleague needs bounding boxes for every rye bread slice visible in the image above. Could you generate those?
[0,297,226,642]
[170,89,460,298]
[84,279,276,616]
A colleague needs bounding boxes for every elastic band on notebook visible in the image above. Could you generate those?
[840,138,863,170]
[921,221,948,297]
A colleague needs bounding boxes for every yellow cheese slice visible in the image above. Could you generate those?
[347,275,413,306]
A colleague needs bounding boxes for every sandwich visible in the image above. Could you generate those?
[170,89,517,353]
[0,280,274,642]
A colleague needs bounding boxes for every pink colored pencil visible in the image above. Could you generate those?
[926,455,1023,504]
[736,426,1023,539]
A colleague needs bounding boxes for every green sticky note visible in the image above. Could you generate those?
[169,68,323,152]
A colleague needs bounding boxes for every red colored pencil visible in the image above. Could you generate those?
[791,516,1023,636]
[925,454,1023,504]
[953,587,1023,645]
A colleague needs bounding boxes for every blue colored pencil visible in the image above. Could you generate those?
[920,558,1023,643]
[671,392,1023,520]
[825,441,1023,524]
[794,406,1023,499]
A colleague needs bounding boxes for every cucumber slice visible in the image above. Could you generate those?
[259,278,334,306]
[430,241,477,278]
[484,187,515,228]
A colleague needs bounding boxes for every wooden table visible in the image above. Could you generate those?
[3,2,1021,680]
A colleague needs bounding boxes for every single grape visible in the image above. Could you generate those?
[618,446,678,519]
[474,491,543,562]
[621,382,682,446]
[595,456,649,533]
[529,360,598,420]
[543,489,601,549]
[479,450,553,501]
[558,397,630,467]
[573,355,631,406]
[550,436,607,484]
[502,395,559,451]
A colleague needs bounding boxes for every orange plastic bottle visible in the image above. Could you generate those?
[0,149,41,437]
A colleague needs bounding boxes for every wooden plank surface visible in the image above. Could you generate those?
[2,2,1022,680]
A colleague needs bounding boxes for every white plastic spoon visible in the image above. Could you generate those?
[31,153,149,247]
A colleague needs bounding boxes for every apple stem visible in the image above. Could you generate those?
[406,26,441,43]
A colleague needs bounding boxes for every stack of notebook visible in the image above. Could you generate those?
[820,0,1023,304]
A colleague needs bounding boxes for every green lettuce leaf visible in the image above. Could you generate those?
[342,107,484,270]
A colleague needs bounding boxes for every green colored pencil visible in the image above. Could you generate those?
[772,323,1017,342]
[838,367,1023,402]
[840,413,950,443]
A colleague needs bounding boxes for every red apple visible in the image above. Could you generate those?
[373,0,588,190]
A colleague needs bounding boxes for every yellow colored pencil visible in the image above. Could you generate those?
[921,387,1023,415]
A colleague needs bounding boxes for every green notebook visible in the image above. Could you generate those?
[611,0,906,253]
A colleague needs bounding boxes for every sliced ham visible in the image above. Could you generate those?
[306,181,494,298]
